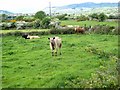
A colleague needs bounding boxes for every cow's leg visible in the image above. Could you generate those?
[50,43,54,56]
[59,44,62,55]
[55,49,57,56]
[52,50,54,56]
[59,49,62,55]
[55,52,57,56]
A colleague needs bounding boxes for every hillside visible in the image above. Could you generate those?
[60,2,118,9]
[43,2,118,15]
[0,10,13,15]
[0,2,118,15]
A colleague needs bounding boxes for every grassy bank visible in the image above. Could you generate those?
[2,34,118,88]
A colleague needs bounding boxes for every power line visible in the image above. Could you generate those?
[49,2,51,17]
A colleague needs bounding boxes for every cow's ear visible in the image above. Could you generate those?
[53,37,55,39]
[48,38,50,40]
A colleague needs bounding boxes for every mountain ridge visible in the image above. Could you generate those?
[0,10,13,15]
[58,2,118,9]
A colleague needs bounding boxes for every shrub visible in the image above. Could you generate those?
[76,15,89,21]
[15,16,24,21]
[49,28,75,34]
[90,25,118,35]
[1,23,8,30]
[28,31,49,35]
[64,57,118,88]
[33,19,41,29]
[55,14,68,20]
[41,17,51,29]
[26,22,34,29]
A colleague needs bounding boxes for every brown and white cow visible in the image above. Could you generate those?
[48,37,62,56]
[75,27,85,34]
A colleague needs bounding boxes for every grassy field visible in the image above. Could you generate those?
[2,34,118,88]
[61,20,118,27]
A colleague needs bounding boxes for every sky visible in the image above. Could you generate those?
[0,0,119,13]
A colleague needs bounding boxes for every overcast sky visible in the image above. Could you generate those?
[0,0,119,13]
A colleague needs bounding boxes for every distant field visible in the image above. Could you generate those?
[0,20,117,35]
[61,20,118,27]
[2,34,118,88]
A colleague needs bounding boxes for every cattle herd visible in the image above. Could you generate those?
[21,27,88,56]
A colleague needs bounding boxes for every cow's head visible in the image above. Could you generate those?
[48,37,55,43]
[22,34,30,39]
[48,37,56,50]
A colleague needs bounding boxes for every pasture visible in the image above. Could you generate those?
[2,34,118,88]
[61,20,118,27]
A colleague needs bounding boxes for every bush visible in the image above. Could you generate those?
[76,15,89,21]
[55,14,68,20]
[28,31,50,35]
[26,22,34,29]
[1,23,8,30]
[2,30,50,37]
[50,28,75,34]
[64,57,118,88]
[33,19,41,29]
[90,25,118,35]
[41,17,51,29]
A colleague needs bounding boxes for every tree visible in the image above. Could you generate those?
[0,14,8,22]
[41,17,51,28]
[15,16,24,21]
[98,13,107,22]
[89,13,98,20]
[34,11,46,20]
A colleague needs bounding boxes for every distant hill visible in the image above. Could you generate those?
[0,10,13,15]
[0,2,118,15]
[43,2,118,15]
[60,2,118,9]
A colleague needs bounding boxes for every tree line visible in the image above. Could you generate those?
[0,11,119,30]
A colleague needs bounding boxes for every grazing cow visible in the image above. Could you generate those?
[48,37,62,56]
[74,27,85,34]
[27,35,40,39]
[22,34,29,39]
[22,34,40,39]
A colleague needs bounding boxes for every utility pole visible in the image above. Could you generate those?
[49,2,51,17]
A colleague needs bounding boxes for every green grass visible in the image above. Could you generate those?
[61,20,118,27]
[2,34,118,88]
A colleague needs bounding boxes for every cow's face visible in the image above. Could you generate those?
[48,37,55,50]
[48,37,55,43]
